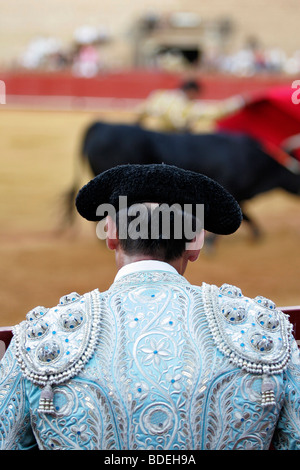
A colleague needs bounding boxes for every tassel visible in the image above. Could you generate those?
[261,376,276,407]
[38,384,56,415]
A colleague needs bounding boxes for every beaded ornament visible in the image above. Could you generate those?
[13,289,101,415]
[202,283,293,407]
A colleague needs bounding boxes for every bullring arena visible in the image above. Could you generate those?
[1,1,300,455]
[0,0,300,330]
[0,104,300,328]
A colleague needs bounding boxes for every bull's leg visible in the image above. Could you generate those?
[203,232,218,255]
[203,210,262,255]
[242,211,262,239]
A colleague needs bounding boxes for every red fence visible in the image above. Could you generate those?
[0,70,294,102]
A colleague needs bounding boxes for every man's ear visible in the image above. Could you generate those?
[106,215,119,251]
[185,230,205,262]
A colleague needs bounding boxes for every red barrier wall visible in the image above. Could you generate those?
[0,70,294,101]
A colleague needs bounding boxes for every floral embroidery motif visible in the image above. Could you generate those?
[128,311,144,329]
[166,373,182,390]
[140,338,171,366]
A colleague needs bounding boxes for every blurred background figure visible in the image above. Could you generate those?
[136,80,201,132]
[137,79,247,133]
[18,36,64,70]
[71,25,109,77]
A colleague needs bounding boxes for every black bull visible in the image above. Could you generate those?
[65,121,300,235]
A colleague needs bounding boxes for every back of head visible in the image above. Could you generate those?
[180,80,201,96]
[115,202,202,261]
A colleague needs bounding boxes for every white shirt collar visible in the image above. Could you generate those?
[114,260,178,282]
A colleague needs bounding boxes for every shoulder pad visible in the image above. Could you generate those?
[202,283,293,375]
[13,290,101,387]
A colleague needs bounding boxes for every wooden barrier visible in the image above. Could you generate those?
[0,327,13,360]
[1,70,293,101]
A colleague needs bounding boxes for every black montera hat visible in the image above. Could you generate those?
[75,164,242,235]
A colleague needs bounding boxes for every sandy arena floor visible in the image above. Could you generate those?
[0,108,299,327]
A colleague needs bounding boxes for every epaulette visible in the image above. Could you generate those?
[13,289,101,415]
[202,283,293,406]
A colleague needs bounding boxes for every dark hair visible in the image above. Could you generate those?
[180,80,201,93]
[115,203,201,261]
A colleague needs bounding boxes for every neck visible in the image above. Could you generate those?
[115,252,188,276]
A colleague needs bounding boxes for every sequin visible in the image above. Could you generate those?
[60,309,84,331]
[26,319,49,339]
[26,306,49,322]
[250,333,274,353]
[221,303,247,323]
[219,284,242,298]
[37,340,62,363]
[256,310,279,331]
[254,296,276,311]
[59,292,81,306]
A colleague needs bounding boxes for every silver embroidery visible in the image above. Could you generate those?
[202,283,293,375]
[6,274,297,450]
[13,290,101,387]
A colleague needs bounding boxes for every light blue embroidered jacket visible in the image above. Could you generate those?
[0,263,300,450]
